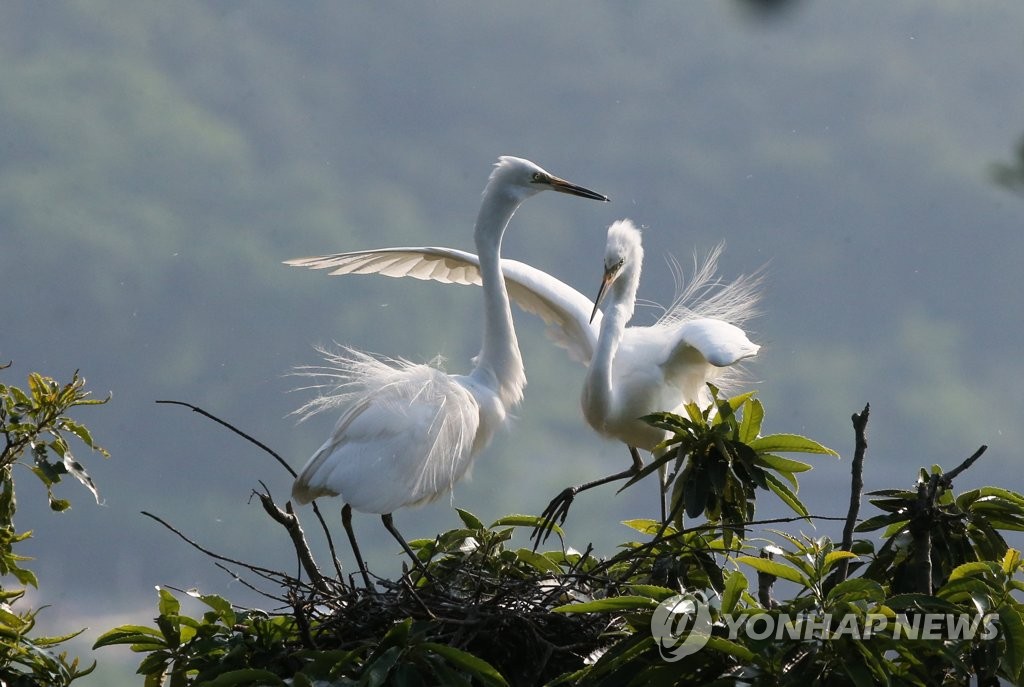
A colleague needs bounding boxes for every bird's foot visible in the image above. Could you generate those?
[531,486,578,550]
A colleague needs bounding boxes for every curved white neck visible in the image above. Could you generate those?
[471,190,525,409]
[584,264,640,420]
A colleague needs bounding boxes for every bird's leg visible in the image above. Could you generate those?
[381,513,433,583]
[655,464,668,524]
[629,445,645,471]
[630,446,667,522]
[532,446,646,550]
[342,504,373,589]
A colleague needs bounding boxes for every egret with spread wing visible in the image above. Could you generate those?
[289,157,607,583]
[287,219,761,544]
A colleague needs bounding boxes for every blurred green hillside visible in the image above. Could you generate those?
[1,2,1023,684]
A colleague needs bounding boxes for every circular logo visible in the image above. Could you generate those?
[650,592,713,661]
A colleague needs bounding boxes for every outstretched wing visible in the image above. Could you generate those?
[286,247,599,364]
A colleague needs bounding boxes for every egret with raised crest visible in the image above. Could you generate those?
[288,156,608,582]
[287,218,761,546]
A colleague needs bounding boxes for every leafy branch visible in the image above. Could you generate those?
[0,364,108,686]
[625,385,838,548]
[94,393,1024,686]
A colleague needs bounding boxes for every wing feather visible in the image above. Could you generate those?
[670,318,760,368]
[286,247,599,363]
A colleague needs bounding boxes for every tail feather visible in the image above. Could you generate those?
[289,345,450,421]
[655,242,764,329]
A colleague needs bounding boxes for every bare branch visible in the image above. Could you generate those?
[254,483,335,594]
[837,403,869,582]
[155,399,345,580]
[142,510,286,579]
[757,547,777,609]
[942,445,988,485]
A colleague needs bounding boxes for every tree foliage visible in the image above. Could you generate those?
[0,363,108,685]
[95,388,1024,685]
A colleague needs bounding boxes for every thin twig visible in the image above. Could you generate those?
[142,510,285,575]
[211,561,294,605]
[155,399,345,581]
[837,403,869,582]
[156,400,293,475]
[942,445,988,485]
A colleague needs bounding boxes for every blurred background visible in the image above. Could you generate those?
[2,1,1023,683]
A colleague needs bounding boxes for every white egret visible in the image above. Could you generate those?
[555,219,760,538]
[286,219,761,542]
[289,156,608,582]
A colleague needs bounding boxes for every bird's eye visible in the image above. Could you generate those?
[530,172,545,184]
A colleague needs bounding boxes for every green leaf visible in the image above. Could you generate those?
[489,514,561,538]
[420,643,508,687]
[9,565,38,589]
[948,561,997,581]
[754,453,812,474]
[1004,548,1023,574]
[640,411,695,435]
[581,635,655,681]
[722,570,748,613]
[738,397,764,443]
[624,584,681,601]
[866,488,917,498]
[826,578,884,605]
[998,607,1024,679]
[363,645,401,687]
[422,654,473,687]
[937,577,997,608]
[92,625,166,649]
[723,389,756,413]
[49,496,71,512]
[621,518,669,536]
[138,651,172,679]
[881,519,911,538]
[513,548,564,574]
[456,508,483,530]
[748,433,839,457]
[885,593,963,613]
[189,590,236,625]
[27,373,48,402]
[683,402,707,425]
[379,618,412,650]
[8,384,31,408]
[157,587,180,617]
[843,656,881,687]
[60,419,97,450]
[735,556,809,586]
[823,550,859,570]
[764,472,809,519]
[854,513,904,533]
[552,595,659,614]
[705,635,756,662]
